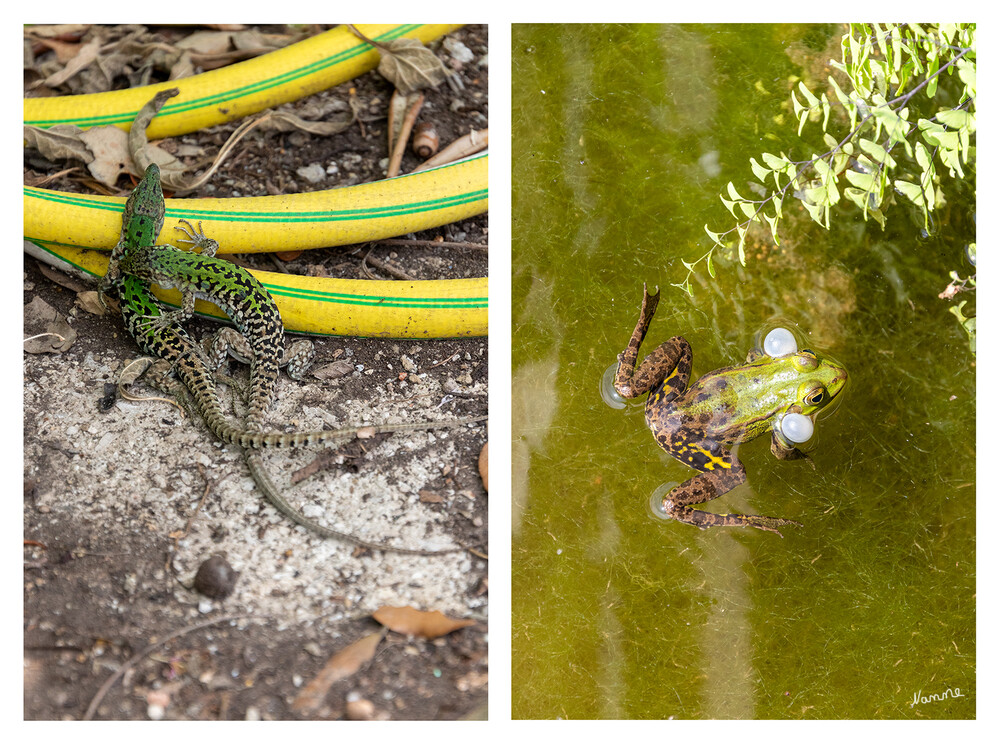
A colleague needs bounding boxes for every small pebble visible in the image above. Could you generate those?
[346,697,376,721]
[193,555,238,599]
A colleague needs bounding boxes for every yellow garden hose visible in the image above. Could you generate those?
[24,24,487,339]
[24,24,462,137]
[26,237,487,339]
[24,153,487,253]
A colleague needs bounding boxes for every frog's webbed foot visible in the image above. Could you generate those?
[639,282,660,319]
[729,514,803,537]
[659,458,802,537]
[662,493,803,537]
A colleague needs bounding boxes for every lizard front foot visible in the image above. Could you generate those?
[175,219,219,257]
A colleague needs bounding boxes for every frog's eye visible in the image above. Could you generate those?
[803,384,828,407]
[793,352,819,371]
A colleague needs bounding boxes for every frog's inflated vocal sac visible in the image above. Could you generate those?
[614,284,847,536]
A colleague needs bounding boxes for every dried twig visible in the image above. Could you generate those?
[82,614,251,720]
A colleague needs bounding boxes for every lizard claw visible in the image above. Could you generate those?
[175,219,218,256]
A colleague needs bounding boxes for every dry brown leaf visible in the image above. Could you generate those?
[23,124,93,164]
[291,631,383,714]
[23,296,76,354]
[310,359,355,380]
[169,50,195,81]
[260,109,354,137]
[376,38,451,95]
[348,26,450,95]
[231,29,294,52]
[174,30,233,56]
[32,37,84,64]
[76,292,107,317]
[386,91,424,177]
[42,36,100,88]
[37,261,89,293]
[25,25,90,40]
[24,117,174,188]
[79,126,132,185]
[478,442,488,492]
[373,606,475,639]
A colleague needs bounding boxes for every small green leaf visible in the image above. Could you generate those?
[802,200,825,227]
[796,109,809,136]
[798,81,820,107]
[891,26,902,72]
[859,138,888,163]
[914,141,932,171]
[869,207,886,229]
[926,54,940,98]
[791,90,805,117]
[936,109,973,130]
[874,23,889,63]
[828,75,852,110]
[957,59,976,93]
[761,152,787,170]
[825,179,840,205]
[749,157,770,182]
[894,179,924,206]
[844,169,875,191]
[922,175,937,206]
[832,152,851,175]
[703,225,724,246]
[804,186,828,205]
[872,106,908,145]
[843,186,867,210]
[871,60,889,97]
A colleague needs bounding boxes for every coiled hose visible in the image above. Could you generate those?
[24,23,487,338]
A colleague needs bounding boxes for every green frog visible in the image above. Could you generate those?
[613,284,848,536]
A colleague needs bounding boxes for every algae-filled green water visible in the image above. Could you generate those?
[511,24,975,720]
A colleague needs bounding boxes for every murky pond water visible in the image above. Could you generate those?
[511,23,975,719]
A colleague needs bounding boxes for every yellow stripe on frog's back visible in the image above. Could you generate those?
[675,441,733,470]
[650,364,685,405]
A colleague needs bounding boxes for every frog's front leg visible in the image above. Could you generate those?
[661,434,802,536]
[770,421,816,469]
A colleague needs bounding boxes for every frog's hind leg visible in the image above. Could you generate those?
[615,284,691,400]
[661,441,802,537]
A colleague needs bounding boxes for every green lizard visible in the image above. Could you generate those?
[100,164,485,450]
[116,275,468,554]
[103,164,482,552]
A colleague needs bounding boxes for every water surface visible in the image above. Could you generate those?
[512,23,975,720]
